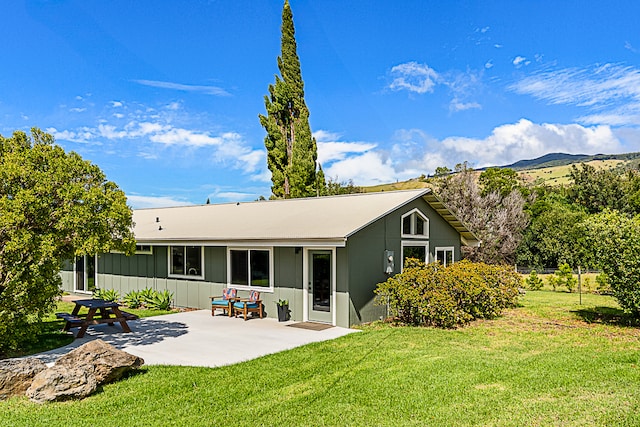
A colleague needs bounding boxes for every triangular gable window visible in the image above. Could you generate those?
[401,208,429,238]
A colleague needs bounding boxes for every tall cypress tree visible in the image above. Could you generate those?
[259,0,321,198]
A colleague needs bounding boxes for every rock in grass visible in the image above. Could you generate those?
[55,339,144,384]
[26,365,97,403]
[0,358,48,400]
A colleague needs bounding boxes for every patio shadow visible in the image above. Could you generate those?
[28,318,189,364]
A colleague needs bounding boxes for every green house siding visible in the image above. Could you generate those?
[87,245,309,322]
[345,197,463,326]
[59,194,468,328]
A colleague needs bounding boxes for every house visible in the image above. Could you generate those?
[60,189,478,327]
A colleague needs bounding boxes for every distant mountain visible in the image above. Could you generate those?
[363,151,640,193]
[503,153,591,170]
[492,152,640,171]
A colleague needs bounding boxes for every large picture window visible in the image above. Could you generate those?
[169,246,203,279]
[401,241,429,269]
[401,209,429,238]
[229,248,272,288]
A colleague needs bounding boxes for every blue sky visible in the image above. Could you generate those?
[2,1,640,208]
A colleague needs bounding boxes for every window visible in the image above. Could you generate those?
[135,245,153,255]
[401,209,429,238]
[169,246,203,279]
[401,241,429,269]
[228,248,272,289]
[435,247,455,267]
[75,255,97,293]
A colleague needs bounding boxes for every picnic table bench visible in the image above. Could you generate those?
[57,299,136,338]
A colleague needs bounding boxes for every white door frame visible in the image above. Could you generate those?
[302,247,337,326]
[73,255,97,294]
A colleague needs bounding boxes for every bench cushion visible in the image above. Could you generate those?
[211,300,231,306]
[233,302,259,309]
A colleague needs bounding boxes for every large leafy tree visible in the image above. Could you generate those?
[0,128,135,355]
[568,163,626,213]
[259,0,321,198]
[582,210,640,316]
[515,192,589,269]
[478,167,526,198]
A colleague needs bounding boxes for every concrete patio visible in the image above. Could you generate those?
[32,310,358,368]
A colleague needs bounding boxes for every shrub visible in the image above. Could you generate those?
[595,272,611,295]
[554,263,577,293]
[583,211,640,315]
[547,274,558,291]
[93,288,120,302]
[123,290,144,309]
[146,290,173,310]
[525,270,544,290]
[375,259,521,328]
[139,288,156,305]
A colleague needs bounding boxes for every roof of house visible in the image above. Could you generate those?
[132,189,478,247]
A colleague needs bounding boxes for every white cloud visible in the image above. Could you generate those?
[166,101,181,111]
[148,128,225,146]
[314,130,377,165]
[69,107,86,113]
[510,63,640,126]
[449,100,481,112]
[485,60,494,69]
[126,194,191,209]
[317,141,378,164]
[440,118,621,167]
[47,127,94,143]
[387,63,483,111]
[324,151,397,185]
[388,62,440,94]
[52,100,264,175]
[111,101,123,108]
[313,129,342,141]
[134,79,231,96]
[513,56,530,67]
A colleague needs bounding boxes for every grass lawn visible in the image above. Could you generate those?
[2,291,639,426]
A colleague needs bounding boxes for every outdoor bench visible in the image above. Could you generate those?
[105,308,139,321]
[57,299,134,338]
[55,312,83,327]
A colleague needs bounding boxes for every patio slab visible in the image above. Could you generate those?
[31,310,358,368]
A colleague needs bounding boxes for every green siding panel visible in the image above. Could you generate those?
[345,197,463,326]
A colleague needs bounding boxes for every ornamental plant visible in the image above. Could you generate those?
[554,263,577,293]
[92,288,120,302]
[145,289,174,311]
[375,259,521,328]
[525,269,544,290]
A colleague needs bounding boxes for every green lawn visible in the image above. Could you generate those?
[2,291,639,426]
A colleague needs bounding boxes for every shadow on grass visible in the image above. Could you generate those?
[6,319,75,359]
[572,306,640,327]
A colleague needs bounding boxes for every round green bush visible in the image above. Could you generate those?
[375,259,521,328]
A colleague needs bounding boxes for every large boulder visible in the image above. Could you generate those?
[26,365,97,403]
[0,358,48,400]
[54,339,144,384]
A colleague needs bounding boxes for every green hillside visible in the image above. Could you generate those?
[362,152,640,192]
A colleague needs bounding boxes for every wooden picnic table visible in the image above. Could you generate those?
[56,299,136,338]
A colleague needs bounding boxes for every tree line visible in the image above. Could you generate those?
[432,162,640,316]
